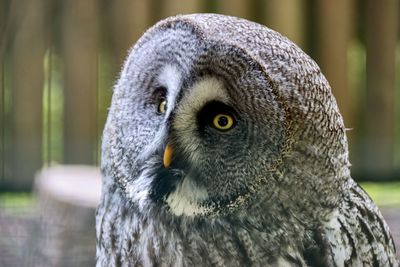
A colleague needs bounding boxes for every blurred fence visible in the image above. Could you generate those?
[0,0,399,191]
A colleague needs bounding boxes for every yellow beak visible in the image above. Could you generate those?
[163,143,174,168]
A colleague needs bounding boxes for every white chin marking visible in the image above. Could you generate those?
[165,177,209,217]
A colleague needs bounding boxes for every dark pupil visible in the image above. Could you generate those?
[218,116,228,127]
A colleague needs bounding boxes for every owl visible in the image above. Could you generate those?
[96,14,398,266]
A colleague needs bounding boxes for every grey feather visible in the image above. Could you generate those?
[96,14,399,266]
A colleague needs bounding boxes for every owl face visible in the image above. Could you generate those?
[106,25,289,217]
[104,15,347,220]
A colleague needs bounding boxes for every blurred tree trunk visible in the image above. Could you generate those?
[364,0,398,175]
[0,60,4,186]
[10,0,47,190]
[316,0,354,127]
[162,0,202,19]
[0,57,5,186]
[0,0,5,184]
[219,0,253,20]
[264,0,306,49]
[62,0,98,165]
[0,0,9,58]
[0,0,14,187]
[107,0,152,68]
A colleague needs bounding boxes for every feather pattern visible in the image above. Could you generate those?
[96,14,399,266]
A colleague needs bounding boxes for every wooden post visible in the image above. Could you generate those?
[218,0,253,20]
[10,0,46,190]
[107,0,152,68]
[0,0,8,57]
[316,0,354,127]
[0,56,4,186]
[364,0,398,175]
[0,0,5,185]
[264,0,306,49]
[62,0,98,165]
[0,57,6,187]
[162,0,202,18]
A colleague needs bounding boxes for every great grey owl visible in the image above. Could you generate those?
[96,14,398,266]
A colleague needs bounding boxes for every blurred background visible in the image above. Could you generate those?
[0,0,399,266]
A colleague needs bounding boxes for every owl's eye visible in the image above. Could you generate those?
[212,114,234,131]
[153,86,167,114]
[157,99,167,114]
[197,101,237,133]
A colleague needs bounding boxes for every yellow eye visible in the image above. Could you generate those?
[213,114,234,131]
[158,100,167,114]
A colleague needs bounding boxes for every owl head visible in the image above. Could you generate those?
[102,14,350,223]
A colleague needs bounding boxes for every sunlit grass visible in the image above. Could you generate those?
[360,182,400,206]
[0,193,36,215]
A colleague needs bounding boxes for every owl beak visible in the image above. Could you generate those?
[163,143,174,168]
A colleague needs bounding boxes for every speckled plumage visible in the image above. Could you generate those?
[96,14,398,266]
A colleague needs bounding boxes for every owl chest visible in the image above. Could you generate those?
[96,193,305,266]
[125,219,305,267]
